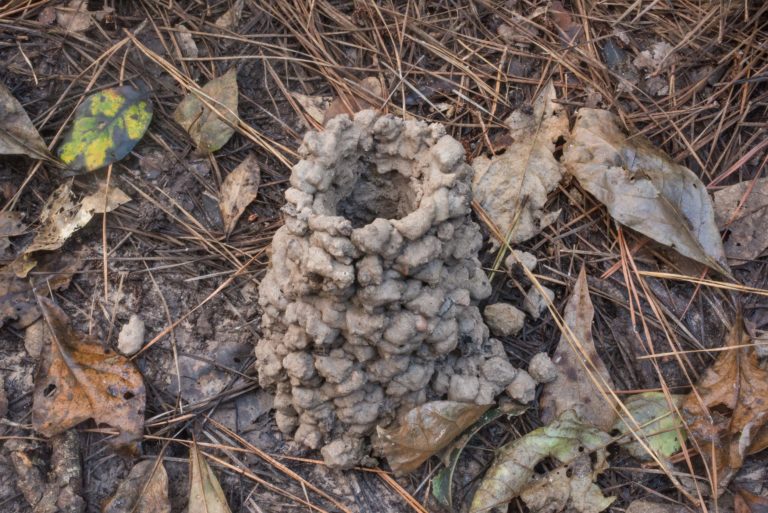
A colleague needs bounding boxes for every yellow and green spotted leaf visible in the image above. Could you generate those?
[57,86,152,173]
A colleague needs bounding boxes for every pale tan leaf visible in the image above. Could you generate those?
[173,69,239,153]
[472,81,567,246]
[219,154,260,235]
[189,443,232,513]
[323,77,386,124]
[55,0,93,32]
[214,0,244,31]
[291,92,333,129]
[376,401,491,475]
[0,81,49,160]
[713,178,768,264]
[564,108,730,275]
[540,266,617,431]
[103,460,170,513]
[175,25,199,58]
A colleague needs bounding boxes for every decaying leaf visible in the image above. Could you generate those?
[32,297,146,452]
[175,25,199,58]
[564,108,730,275]
[57,86,153,173]
[472,81,567,247]
[219,153,260,235]
[291,92,333,129]
[0,251,82,329]
[323,77,386,125]
[625,499,691,513]
[713,178,768,264]
[681,316,768,489]
[540,266,617,431]
[376,401,491,475]
[173,69,238,153]
[0,211,27,254]
[613,392,686,461]
[433,406,527,509]
[22,180,131,256]
[103,460,170,513]
[189,442,232,513]
[735,487,768,513]
[0,81,50,160]
[550,1,582,45]
[520,455,614,513]
[214,0,244,31]
[470,410,613,513]
[55,0,93,32]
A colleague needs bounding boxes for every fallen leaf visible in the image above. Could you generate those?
[625,499,691,513]
[681,315,768,489]
[564,108,730,275]
[175,25,199,58]
[613,392,686,461]
[472,81,567,247]
[323,76,386,124]
[32,297,146,453]
[291,92,333,129]
[735,488,768,513]
[189,442,232,513]
[376,401,491,475]
[470,410,613,513]
[55,0,93,32]
[540,266,617,431]
[714,178,768,264]
[174,69,238,153]
[57,86,152,173]
[0,251,81,329]
[0,211,27,254]
[103,459,170,513]
[0,81,50,160]
[550,1,582,45]
[219,153,260,235]
[432,406,527,509]
[214,0,244,31]
[22,180,131,256]
[520,455,614,513]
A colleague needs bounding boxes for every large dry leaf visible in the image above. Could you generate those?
[713,178,768,264]
[520,455,613,513]
[0,81,50,160]
[173,69,239,153]
[470,410,613,513]
[103,460,170,513]
[540,266,617,431]
[472,81,567,246]
[32,298,146,452]
[189,443,232,513]
[219,153,260,235]
[613,392,686,461]
[564,108,730,275]
[681,316,768,489]
[23,180,130,256]
[376,401,491,475]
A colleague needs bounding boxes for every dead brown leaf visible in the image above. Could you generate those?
[520,455,613,513]
[681,316,768,489]
[713,178,768,264]
[323,77,386,124]
[564,108,730,275]
[103,459,170,513]
[550,1,582,45]
[735,488,768,513]
[214,0,244,31]
[32,297,145,453]
[0,81,50,160]
[55,0,93,32]
[540,266,617,431]
[375,401,490,475]
[291,92,333,129]
[0,211,27,255]
[189,443,232,513]
[219,153,260,235]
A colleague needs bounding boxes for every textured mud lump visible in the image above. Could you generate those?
[256,111,520,468]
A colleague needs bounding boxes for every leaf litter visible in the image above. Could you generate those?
[0,81,50,160]
[103,459,170,513]
[613,392,686,461]
[713,177,768,264]
[32,297,146,453]
[189,442,233,513]
[218,153,260,236]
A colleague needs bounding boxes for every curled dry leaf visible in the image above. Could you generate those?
[22,180,131,257]
[713,178,768,264]
[564,108,730,275]
[219,153,260,235]
[681,315,768,490]
[103,460,170,513]
[32,297,145,453]
[470,410,613,513]
[472,81,567,247]
[189,443,232,513]
[613,392,686,461]
[173,68,239,153]
[376,401,491,475]
[540,266,617,431]
[57,86,152,173]
[0,81,50,160]
[323,76,386,125]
